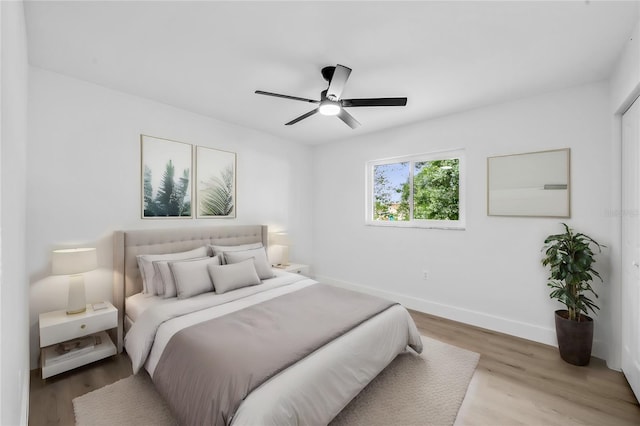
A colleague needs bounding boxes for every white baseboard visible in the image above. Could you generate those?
[317,274,607,362]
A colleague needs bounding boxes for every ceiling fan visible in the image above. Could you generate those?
[255,64,407,129]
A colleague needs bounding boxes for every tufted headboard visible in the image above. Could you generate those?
[112,225,268,352]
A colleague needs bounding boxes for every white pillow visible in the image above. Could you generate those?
[224,247,274,280]
[154,257,209,299]
[208,258,261,294]
[169,256,220,299]
[209,242,263,264]
[136,246,209,295]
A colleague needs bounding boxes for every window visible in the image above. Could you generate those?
[366,149,465,229]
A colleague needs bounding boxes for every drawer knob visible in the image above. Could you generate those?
[80,324,86,329]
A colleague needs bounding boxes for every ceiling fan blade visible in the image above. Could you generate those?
[326,64,352,100]
[341,97,408,107]
[285,108,319,126]
[337,109,361,129]
[255,90,319,104]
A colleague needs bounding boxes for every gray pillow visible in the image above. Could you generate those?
[224,247,274,280]
[169,256,220,299]
[208,259,261,294]
[209,242,263,264]
[136,246,209,295]
[154,257,209,299]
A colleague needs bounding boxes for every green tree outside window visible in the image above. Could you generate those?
[370,154,461,226]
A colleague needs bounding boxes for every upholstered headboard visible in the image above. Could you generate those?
[112,225,268,351]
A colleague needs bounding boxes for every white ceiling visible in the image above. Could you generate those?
[24,1,639,145]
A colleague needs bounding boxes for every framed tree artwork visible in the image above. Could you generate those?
[141,135,193,218]
[196,146,237,218]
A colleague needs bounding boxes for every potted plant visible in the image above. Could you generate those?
[541,223,605,366]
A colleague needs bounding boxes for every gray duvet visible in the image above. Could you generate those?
[152,283,397,426]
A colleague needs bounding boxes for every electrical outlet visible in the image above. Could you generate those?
[422,270,429,280]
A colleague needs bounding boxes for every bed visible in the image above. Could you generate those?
[113,225,423,425]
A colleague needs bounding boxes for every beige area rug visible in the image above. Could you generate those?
[73,336,479,426]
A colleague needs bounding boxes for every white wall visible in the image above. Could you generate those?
[27,68,314,368]
[313,82,614,361]
[1,0,30,424]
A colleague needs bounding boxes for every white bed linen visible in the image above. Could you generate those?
[125,270,307,373]
[145,277,316,376]
[125,271,422,425]
[125,293,170,322]
[125,269,297,323]
[233,305,419,426]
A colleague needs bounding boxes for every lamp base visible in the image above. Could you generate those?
[280,246,289,268]
[67,274,87,315]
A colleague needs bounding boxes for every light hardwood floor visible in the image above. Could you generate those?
[410,311,640,426]
[29,310,640,426]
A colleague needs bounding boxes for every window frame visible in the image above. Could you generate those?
[365,149,466,229]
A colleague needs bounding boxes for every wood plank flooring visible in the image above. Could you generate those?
[410,311,640,426]
[29,310,640,426]
[29,354,132,426]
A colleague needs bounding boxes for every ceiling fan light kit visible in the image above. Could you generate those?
[255,64,407,129]
[319,101,341,116]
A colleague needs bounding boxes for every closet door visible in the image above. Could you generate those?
[621,98,640,401]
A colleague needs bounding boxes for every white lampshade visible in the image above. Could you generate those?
[270,232,291,246]
[52,248,97,275]
[52,248,97,314]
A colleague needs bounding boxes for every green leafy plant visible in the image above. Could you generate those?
[200,165,234,216]
[411,159,459,220]
[541,223,605,322]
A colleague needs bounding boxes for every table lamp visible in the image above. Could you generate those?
[269,232,291,267]
[52,247,97,314]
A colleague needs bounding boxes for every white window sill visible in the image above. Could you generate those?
[365,221,466,230]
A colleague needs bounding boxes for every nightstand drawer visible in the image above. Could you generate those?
[40,306,117,347]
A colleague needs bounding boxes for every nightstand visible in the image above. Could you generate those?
[39,302,117,379]
[279,263,311,276]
